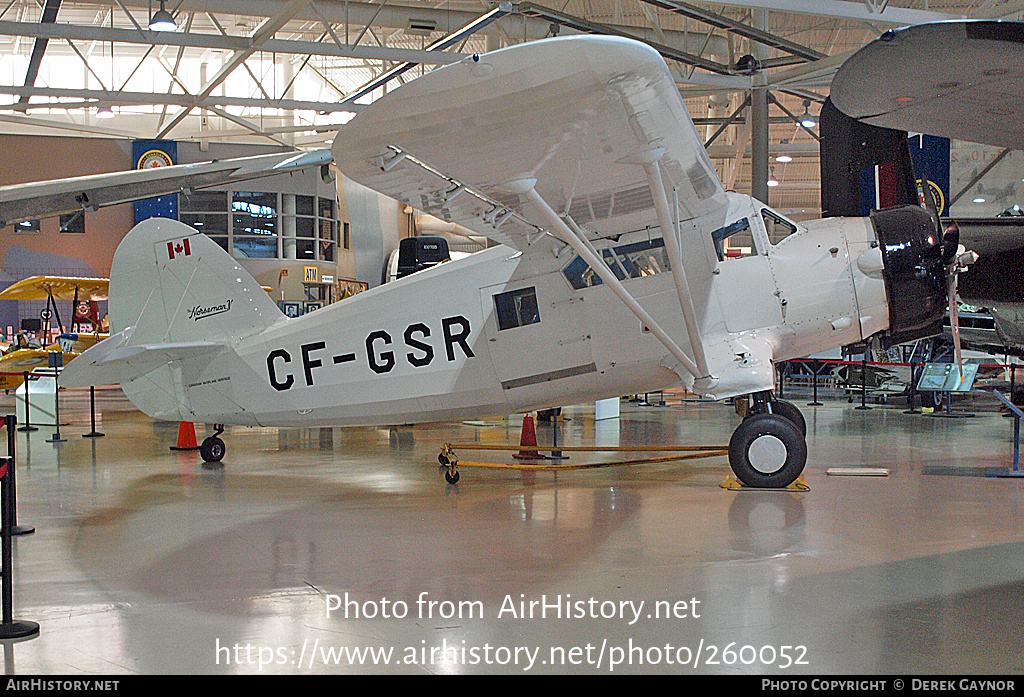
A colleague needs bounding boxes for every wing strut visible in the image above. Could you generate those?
[634,149,715,385]
[506,178,703,384]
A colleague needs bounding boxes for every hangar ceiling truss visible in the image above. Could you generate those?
[0,0,1018,216]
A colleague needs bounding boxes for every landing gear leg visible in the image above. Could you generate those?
[746,392,806,436]
[200,424,226,463]
[438,446,460,484]
[731,392,807,488]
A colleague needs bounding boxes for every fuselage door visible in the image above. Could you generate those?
[711,214,784,333]
[480,273,593,389]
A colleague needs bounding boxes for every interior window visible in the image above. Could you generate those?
[762,209,798,245]
[711,218,757,261]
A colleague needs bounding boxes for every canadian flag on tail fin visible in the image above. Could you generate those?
[166,238,191,260]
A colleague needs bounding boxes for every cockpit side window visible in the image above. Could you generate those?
[761,209,798,245]
[562,237,671,290]
[711,218,757,261]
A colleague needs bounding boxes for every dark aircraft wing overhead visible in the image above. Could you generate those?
[830,21,1024,151]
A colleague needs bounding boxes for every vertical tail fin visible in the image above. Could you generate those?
[110,217,284,344]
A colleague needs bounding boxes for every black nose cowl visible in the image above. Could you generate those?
[870,204,947,348]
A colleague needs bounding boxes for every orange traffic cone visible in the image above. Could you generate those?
[170,422,200,451]
[512,414,541,460]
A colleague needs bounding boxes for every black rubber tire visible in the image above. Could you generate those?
[747,398,806,437]
[200,436,226,463]
[768,399,806,437]
[444,469,460,484]
[729,413,807,489]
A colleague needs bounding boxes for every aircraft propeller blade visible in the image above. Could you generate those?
[940,221,960,266]
[947,262,963,380]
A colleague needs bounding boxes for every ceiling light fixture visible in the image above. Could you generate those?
[799,100,817,129]
[767,167,779,187]
[96,106,115,119]
[775,154,793,163]
[149,0,177,31]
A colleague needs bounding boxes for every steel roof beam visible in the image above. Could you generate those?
[0,85,361,113]
[516,1,732,75]
[156,0,311,138]
[0,18,466,64]
[638,0,825,62]
[342,2,512,105]
[17,0,62,108]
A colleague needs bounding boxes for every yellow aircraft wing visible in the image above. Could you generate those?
[0,276,109,301]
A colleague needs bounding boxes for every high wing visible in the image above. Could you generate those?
[830,21,1024,150]
[333,35,729,253]
[0,148,332,227]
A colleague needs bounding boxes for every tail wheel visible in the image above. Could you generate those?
[200,436,226,463]
[729,414,807,489]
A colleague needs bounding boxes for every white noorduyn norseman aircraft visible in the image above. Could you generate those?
[59,35,970,489]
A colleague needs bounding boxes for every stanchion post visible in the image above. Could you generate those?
[905,361,921,414]
[5,415,33,537]
[808,360,822,407]
[856,351,872,410]
[82,386,104,438]
[15,372,36,431]
[45,367,65,444]
[0,415,39,639]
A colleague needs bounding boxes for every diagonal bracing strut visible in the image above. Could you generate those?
[505,178,705,385]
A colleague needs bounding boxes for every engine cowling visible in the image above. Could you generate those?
[869,204,947,348]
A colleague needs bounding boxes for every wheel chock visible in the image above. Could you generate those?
[720,475,810,491]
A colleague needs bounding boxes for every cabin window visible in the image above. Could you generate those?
[562,238,669,289]
[494,287,540,331]
[711,218,757,261]
[762,209,798,245]
[613,238,671,278]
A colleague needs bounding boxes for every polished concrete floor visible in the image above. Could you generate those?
[0,385,1022,675]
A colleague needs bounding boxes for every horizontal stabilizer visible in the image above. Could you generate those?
[58,327,225,387]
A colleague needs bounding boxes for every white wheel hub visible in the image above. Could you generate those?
[747,434,787,474]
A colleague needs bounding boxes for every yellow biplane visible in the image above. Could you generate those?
[0,275,108,390]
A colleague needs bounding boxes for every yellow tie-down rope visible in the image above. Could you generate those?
[437,442,729,484]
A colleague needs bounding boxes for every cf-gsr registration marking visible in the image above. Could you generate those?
[266,315,474,391]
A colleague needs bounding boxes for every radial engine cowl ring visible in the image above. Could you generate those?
[870,205,947,349]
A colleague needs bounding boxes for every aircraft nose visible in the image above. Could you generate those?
[869,204,947,348]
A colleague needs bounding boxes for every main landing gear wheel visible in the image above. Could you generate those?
[729,413,807,489]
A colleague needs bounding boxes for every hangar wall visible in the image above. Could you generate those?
[0,135,407,338]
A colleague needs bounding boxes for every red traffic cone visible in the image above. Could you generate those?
[512,414,541,460]
[170,422,200,451]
